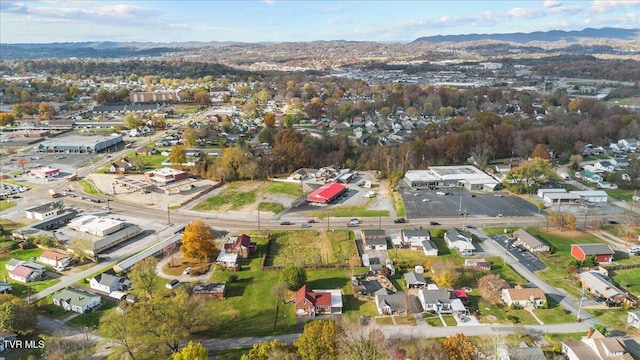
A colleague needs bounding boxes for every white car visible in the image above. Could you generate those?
[422,198,430,202]
[182,267,191,275]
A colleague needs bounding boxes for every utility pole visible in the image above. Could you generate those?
[327,207,330,231]
[257,205,261,231]
[167,205,171,225]
[577,288,586,322]
[378,209,382,230]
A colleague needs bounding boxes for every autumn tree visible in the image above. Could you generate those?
[281,264,307,291]
[69,237,94,263]
[477,274,509,304]
[294,320,342,360]
[0,294,37,335]
[504,157,556,193]
[263,113,276,128]
[169,145,186,166]
[182,128,200,148]
[284,113,295,128]
[441,333,478,360]
[339,320,387,360]
[38,101,55,120]
[124,113,143,129]
[531,144,551,160]
[180,219,217,262]
[569,154,583,172]
[129,257,158,298]
[548,211,577,231]
[17,158,29,173]
[193,91,211,107]
[430,259,461,289]
[173,341,208,360]
[100,308,144,360]
[0,112,15,126]
[242,339,295,360]
[217,147,247,181]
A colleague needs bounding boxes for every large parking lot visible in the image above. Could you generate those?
[398,186,540,219]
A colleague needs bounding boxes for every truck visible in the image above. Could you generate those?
[362,191,376,198]
[48,189,60,198]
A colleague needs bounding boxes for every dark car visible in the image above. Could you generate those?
[280,221,293,225]
[307,219,318,223]
[606,300,620,307]
[394,218,407,224]
[608,220,619,224]
[465,225,474,229]
[429,221,440,226]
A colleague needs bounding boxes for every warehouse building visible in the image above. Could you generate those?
[36,134,123,154]
[306,182,348,205]
[403,166,500,191]
[68,215,124,236]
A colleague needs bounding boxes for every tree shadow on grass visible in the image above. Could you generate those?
[307,276,348,290]
[225,277,253,298]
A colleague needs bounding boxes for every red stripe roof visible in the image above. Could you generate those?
[306,182,346,203]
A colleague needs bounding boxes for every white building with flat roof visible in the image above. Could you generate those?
[404,166,500,191]
[68,215,124,236]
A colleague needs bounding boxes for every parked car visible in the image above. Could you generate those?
[394,218,407,224]
[182,267,191,275]
[166,279,180,289]
[422,198,430,202]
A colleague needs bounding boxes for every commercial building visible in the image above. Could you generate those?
[36,134,123,154]
[306,182,347,204]
[403,166,500,191]
[68,215,125,236]
[25,201,63,220]
[145,167,189,185]
[31,166,60,178]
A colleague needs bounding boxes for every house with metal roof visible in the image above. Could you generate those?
[52,288,101,314]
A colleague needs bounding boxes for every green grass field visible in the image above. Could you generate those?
[258,202,284,214]
[0,201,16,211]
[265,230,357,266]
[193,184,257,211]
[605,189,636,202]
[610,268,640,296]
[392,191,406,218]
[78,179,100,195]
[264,181,304,197]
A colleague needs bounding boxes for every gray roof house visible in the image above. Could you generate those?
[375,293,407,315]
[90,273,132,293]
[578,271,625,302]
[404,271,427,289]
[52,288,102,314]
[513,229,550,253]
[444,228,475,256]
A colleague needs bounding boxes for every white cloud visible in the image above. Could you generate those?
[544,0,561,8]
[589,0,640,13]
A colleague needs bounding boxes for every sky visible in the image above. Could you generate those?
[1,0,639,44]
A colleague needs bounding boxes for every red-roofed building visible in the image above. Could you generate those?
[454,289,469,306]
[295,285,343,316]
[223,234,256,258]
[306,182,347,204]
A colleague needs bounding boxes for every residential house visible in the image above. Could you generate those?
[295,285,343,316]
[8,262,45,283]
[501,286,547,308]
[497,344,545,360]
[453,289,469,306]
[0,282,12,294]
[192,282,227,299]
[52,288,101,314]
[563,329,633,360]
[404,271,427,289]
[38,250,71,268]
[362,230,388,251]
[401,230,438,256]
[464,258,491,271]
[287,168,317,181]
[417,289,467,316]
[89,273,132,293]
[215,252,238,269]
[444,228,475,256]
[375,293,407,315]
[513,229,550,253]
[628,311,640,329]
[593,161,615,173]
[610,156,630,168]
[571,244,615,263]
[109,158,134,173]
[0,331,18,353]
[618,138,638,152]
[223,234,256,259]
[5,258,25,272]
[578,271,626,303]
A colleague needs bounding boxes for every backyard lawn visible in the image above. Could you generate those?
[610,267,640,296]
[0,201,16,211]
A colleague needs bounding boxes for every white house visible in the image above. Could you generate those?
[374,293,407,315]
[593,161,615,173]
[618,138,638,152]
[7,261,45,283]
[38,250,71,268]
[628,311,640,329]
[52,288,101,314]
[444,228,475,256]
[90,273,132,293]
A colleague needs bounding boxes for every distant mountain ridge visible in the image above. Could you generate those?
[411,27,639,44]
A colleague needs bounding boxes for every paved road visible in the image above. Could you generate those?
[31,260,116,303]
